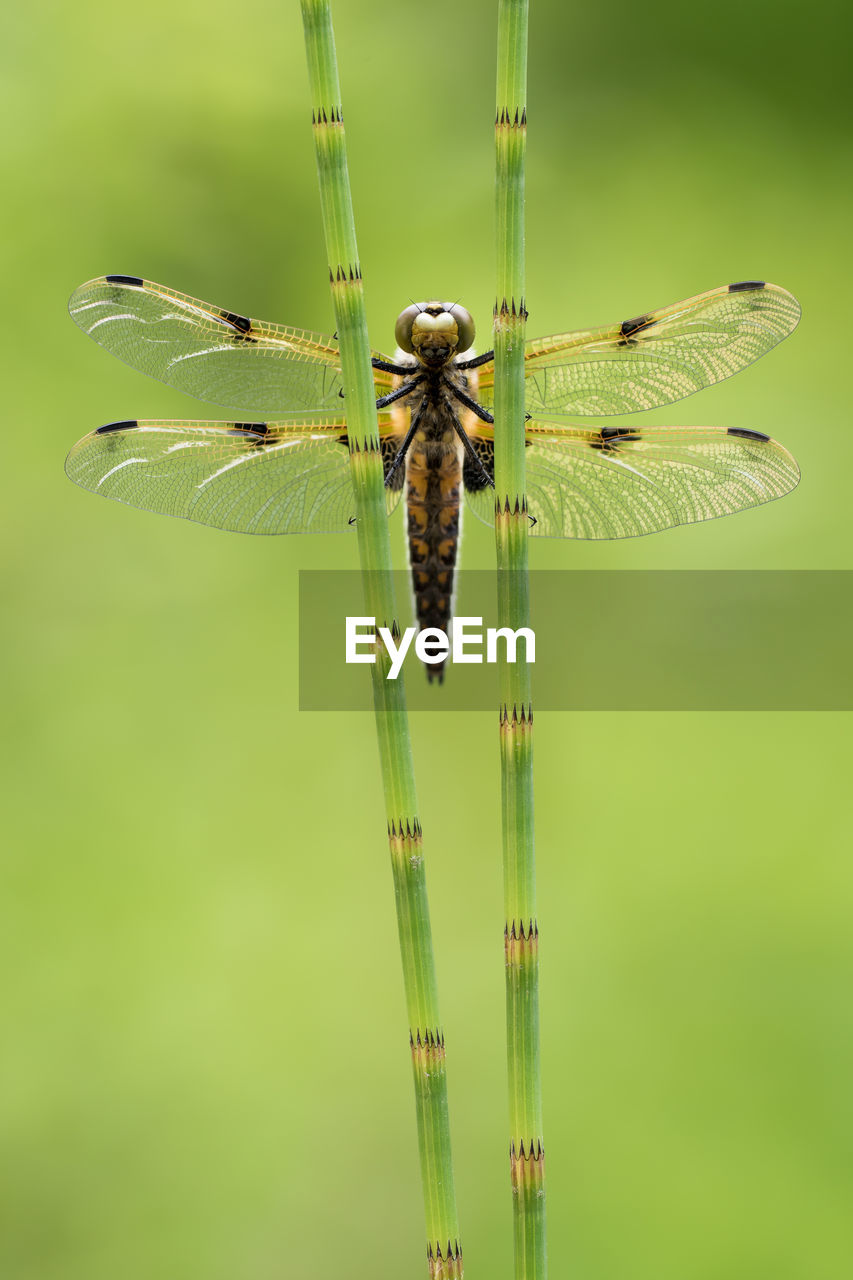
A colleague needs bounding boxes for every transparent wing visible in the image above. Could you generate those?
[65,416,404,535]
[69,276,395,413]
[464,423,799,540]
[476,282,800,417]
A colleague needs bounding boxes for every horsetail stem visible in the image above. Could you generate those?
[300,5,462,1275]
[494,3,547,1278]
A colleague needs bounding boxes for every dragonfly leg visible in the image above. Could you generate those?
[451,411,495,490]
[384,400,425,489]
[449,381,494,424]
[375,376,423,409]
[455,349,495,371]
[372,356,418,375]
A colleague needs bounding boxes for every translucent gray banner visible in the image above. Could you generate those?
[298,571,853,711]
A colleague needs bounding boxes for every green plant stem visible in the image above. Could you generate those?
[494,2,546,1278]
[300,5,462,1276]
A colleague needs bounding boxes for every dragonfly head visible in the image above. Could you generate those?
[395,301,475,367]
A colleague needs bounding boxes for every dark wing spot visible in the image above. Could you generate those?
[728,280,766,293]
[227,422,269,442]
[463,437,495,492]
[219,310,253,334]
[728,427,770,442]
[380,436,405,490]
[619,313,654,342]
[105,274,143,287]
[589,427,642,452]
[95,419,138,434]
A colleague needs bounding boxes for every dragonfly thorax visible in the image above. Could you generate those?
[394,301,475,368]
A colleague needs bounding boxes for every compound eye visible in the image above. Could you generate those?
[450,305,475,352]
[394,304,422,353]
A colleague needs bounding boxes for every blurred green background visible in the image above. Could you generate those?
[3,1,851,1277]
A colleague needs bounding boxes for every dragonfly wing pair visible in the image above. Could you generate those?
[67,275,800,539]
[67,274,406,533]
[461,279,800,538]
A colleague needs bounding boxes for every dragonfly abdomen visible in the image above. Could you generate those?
[406,440,463,684]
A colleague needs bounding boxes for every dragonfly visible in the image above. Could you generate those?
[67,274,800,679]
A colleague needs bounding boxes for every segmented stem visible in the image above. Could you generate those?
[300,5,461,1275]
[494,3,546,1278]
